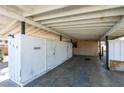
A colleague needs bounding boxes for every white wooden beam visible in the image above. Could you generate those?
[50,22,116,28]
[24,5,68,17]
[14,26,36,35]
[60,30,107,34]
[31,30,43,36]
[51,23,115,29]
[45,17,120,26]
[68,34,100,40]
[54,27,111,31]
[58,29,107,32]
[32,30,50,37]
[2,24,20,38]
[16,5,34,12]
[54,26,112,30]
[0,20,18,34]
[27,28,40,35]
[26,26,35,33]
[31,31,51,38]
[34,5,123,21]
[0,6,72,39]
[101,16,124,40]
[40,7,124,24]
[13,26,36,35]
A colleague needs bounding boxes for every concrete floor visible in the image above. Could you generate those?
[1,55,124,87]
[0,62,9,83]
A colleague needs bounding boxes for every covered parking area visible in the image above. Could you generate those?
[0,5,124,87]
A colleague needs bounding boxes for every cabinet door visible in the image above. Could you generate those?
[121,40,124,61]
[8,36,13,79]
[67,43,72,59]
[46,40,57,71]
[14,36,20,82]
[8,35,21,83]
[11,38,16,81]
[114,40,121,61]
[21,35,46,83]
[55,42,68,65]
[109,40,114,60]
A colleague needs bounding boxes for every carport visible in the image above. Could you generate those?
[0,5,124,87]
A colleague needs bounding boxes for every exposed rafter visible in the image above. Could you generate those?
[45,17,120,26]
[0,20,18,34]
[16,5,34,12]
[101,16,124,40]
[34,5,123,21]
[54,27,111,31]
[24,5,68,17]
[60,26,112,29]
[14,26,36,35]
[57,29,108,33]
[32,31,43,36]
[0,6,72,39]
[40,7,124,24]
[0,5,124,40]
[26,26,35,33]
[51,23,115,29]
[27,28,40,35]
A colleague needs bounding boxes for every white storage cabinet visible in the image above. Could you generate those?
[8,35,46,86]
[8,35,72,86]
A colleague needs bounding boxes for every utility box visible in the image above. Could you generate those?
[8,35,72,86]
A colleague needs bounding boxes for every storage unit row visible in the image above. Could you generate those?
[8,35,72,86]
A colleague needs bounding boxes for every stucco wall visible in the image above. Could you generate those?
[73,40,98,56]
[0,46,8,55]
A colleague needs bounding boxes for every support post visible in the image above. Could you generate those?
[71,39,72,43]
[101,46,104,56]
[105,36,109,70]
[60,35,62,41]
[21,21,25,34]
[99,41,102,59]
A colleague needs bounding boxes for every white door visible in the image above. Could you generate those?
[21,35,46,83]
[114,40,121,61]
[14,36,19,82]
[67,43,72,59]
[55,42,68,65]
[11,37,16,81]
[121,40,124,61]
[8,35,21,82]
[109,40,114,60]
[46,40,57,71]
[8,36,13,79]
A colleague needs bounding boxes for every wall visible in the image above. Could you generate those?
[0,45,8,55]
[73,40,98,56]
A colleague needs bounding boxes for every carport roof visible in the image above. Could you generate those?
[0,5,123,40]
